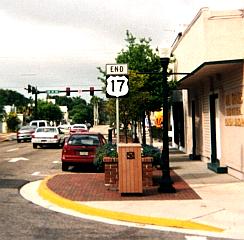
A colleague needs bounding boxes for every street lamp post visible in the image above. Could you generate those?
[158,48,176,193]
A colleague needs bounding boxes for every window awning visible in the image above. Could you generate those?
[178,59,243,89]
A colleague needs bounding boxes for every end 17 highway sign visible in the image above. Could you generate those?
[106,64,129,98]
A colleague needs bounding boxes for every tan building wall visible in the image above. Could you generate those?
[221,65,244,178]
[171,8,244,179]
[173,8,244,76]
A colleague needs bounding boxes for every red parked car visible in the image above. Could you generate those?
[61,132,106,171]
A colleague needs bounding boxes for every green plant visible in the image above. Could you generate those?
[142,144,161,166]
[94,143,161,170]
[6,112,21,132]
[94,143,118,171]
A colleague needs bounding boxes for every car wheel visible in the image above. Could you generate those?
[60,140,65,148]
[62,162,69,171]
[17,139,21,143]
[33,143,37,149]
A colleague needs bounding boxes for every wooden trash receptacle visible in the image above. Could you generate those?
[118,143,142,193]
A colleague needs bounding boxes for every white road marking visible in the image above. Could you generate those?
[52,161,59,164]
[7,148,19,152]
[8,157,29,162]
[31,172,48,177]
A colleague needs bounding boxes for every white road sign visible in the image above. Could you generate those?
[106,64,128,75]
[106,75,129,97]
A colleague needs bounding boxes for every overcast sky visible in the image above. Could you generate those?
[0,0,243,100]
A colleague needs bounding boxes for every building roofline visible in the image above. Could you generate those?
[171,7,209,50]
[171,8,244,51]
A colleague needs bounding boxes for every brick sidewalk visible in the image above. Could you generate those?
[47,169,200,201]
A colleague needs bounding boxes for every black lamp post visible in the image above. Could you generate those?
[158,48,176,193]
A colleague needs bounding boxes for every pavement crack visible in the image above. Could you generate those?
[192,208,226,220]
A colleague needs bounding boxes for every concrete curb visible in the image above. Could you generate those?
[38,174,224,233]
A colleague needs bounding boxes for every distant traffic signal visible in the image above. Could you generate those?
[66,87,70,96]
[31,86,36,94]
[27,84,32,93]
[90,87,94,96]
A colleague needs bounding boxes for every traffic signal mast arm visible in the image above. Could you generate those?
[25,85,102,96]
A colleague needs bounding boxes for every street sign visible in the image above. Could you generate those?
[106,64,128,75]
[47,90,60,94]
[106,75,129,98]
[106,63,129,148]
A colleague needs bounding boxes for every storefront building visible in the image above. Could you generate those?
[171,8,244,179]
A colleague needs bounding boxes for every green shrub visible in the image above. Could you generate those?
[94,143,117,171]
[142,144,161,166]
[94,143,161,171]
[6,112,21,132]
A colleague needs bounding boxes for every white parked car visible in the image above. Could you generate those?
[70,124,88,133]
[29,120,50,128]
[32,127,65,149]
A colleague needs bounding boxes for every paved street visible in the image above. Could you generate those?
[0,139,224,240]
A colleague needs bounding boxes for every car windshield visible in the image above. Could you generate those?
[68,135,100,146]
[37,128,57,133]
[21,126,34,130]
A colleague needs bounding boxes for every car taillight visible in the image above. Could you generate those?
[54,135,58,139]
[32,134,35,138]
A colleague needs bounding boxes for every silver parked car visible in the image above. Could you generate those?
[31,127,65,149]
[17,125,36,143]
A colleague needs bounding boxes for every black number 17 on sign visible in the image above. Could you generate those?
[106,76,129,98]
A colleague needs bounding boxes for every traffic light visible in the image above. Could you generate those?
[66,87,70,96]
[31,86,36,94]
[90,87,94,96]
[27,84,31,93]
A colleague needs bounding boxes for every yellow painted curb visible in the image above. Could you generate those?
[38,175,224,233]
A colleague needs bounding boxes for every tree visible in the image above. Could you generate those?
[53,96,74,110]
[6,112,21,132]
[69,97,93,124]
[98,31,163,143]
[0,89,29,112]
[37,101,63,124]
[0,89,30,126]
[0,103,5,122]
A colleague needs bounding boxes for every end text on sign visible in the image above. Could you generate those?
[106,64,128,75]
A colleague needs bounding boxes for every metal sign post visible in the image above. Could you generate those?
[116,97,119,149]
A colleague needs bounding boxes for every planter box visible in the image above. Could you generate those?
[103,155,153,191]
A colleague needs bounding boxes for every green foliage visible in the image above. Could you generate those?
[142,144,161,166]
[68,97,93,124]
[97,30,163,129]
[116,31,163,114]
[0,89,107,126]
[94,143,161,170]
[0,104,5,121]
[37,101,63,122]
[6,112,21,132]
[94,143,117,171]
[53,96,74,110]
[90,96,109,125]
[0,89,30,113]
